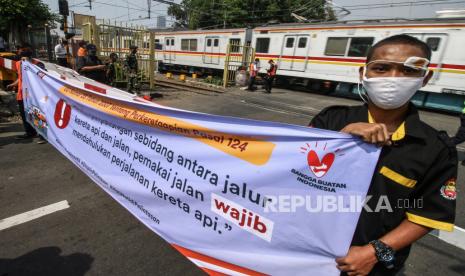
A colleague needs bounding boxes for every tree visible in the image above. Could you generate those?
[0,0,58,44]
[168,0,336,29]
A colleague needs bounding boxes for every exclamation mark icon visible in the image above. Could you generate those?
[54,99,71,129]
[58,101,67,127]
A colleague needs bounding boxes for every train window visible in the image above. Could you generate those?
[155,43,163,50]
[214,39,219,47]
[325,37,349,56]
[171,39,175,46]
[181,39,188,50]
[286,37,295,48]
[207,39,212,47]
[181,39,197,51]
[229,38,241,53]
[348,37,374,57]
[426,37,441,51]
[256,38,270,53]
[298,37,307,48]
[190,39,197,51]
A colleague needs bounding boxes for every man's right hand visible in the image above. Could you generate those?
[341,123,392,146]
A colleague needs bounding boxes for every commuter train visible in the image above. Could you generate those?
[152,18,465,113]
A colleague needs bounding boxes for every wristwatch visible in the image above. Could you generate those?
[369,240,395,269]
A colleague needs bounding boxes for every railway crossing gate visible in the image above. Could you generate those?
[223,42,255,88]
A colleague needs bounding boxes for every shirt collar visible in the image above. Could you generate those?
[365,104,427,141]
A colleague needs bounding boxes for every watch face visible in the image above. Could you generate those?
[381,252,395,263]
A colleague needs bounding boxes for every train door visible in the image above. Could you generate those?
[280,35,309,71]
[204,36,220,65]
[404,33,448,84]
[164,37,176,62]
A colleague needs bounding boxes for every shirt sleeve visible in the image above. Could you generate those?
[406,145,457,231]
[308,106,333,128]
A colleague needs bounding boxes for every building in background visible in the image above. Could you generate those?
[157,16,166,29]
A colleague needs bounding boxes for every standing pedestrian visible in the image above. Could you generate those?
[264,59,277,93]
[247,58,260,91]
[124,45,140,94]
[106,53,119,86]
[6,44,46,144]
[76,44,106,83]
[54,38,68,67]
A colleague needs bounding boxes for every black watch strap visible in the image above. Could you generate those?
[369,240,395,269]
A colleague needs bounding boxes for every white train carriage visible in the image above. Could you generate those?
[250,18,465,112]
[152,18,465,112]
[154,28,252,73]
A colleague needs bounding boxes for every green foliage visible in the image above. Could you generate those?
[203,76,223,86]
[168,0,336,29]
[0,0,58,32]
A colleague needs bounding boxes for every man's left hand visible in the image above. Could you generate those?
[336,245,378,275]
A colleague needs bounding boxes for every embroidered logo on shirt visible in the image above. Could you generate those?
[440,178,457,200]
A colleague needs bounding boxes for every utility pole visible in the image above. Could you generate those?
[58,0,70,63]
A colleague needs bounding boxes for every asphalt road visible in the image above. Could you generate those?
[1,86,464,276]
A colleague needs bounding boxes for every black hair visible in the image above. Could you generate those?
[109,52,118,59]
[78,40,87,47]
[366,34,432,62]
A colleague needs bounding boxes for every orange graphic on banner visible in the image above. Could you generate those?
[58,85,275,165]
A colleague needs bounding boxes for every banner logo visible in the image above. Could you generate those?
[54,99,71,129]
[301,142,341,178]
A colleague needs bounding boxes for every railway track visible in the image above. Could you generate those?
[154,76,225,94]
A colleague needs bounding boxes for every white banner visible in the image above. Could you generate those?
[21,61,380,276]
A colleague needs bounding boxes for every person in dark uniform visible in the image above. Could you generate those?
[124,45,139,94]
[76,44,106,83]
[309,35,457,276]
[106,52,118,86]
[264,59,277,93]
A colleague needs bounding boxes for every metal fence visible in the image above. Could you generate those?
[83,20,155,89]
[223,42,255,88]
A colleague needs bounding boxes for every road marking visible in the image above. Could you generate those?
[0,200,70,231]
[430,226,465,251]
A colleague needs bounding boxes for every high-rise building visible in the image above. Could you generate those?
[157,16,166,28]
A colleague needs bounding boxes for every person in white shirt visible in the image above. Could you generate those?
[54,39,68,67]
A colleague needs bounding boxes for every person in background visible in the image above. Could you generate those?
[310,35,457,275]
[124,45,140,94]
[54,38,68,67]
[264,59,277,94]
[247,58,260,91]
[106,52,119,86]
[76,44,106,83]
[6,44,46,144]
[77,40,87,57]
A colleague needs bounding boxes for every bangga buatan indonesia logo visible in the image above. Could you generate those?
[301,142,344,178]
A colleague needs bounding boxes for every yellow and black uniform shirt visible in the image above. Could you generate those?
[310,104,457,274]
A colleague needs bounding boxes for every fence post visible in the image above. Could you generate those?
[149,31,155,90]
[223,43,230,88]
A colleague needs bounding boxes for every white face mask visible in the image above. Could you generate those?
[360,68,425,110]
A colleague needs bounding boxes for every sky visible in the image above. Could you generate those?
[42,0,465,29]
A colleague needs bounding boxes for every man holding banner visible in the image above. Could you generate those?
[310,35,457,275]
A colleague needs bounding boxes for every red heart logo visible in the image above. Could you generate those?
[307,150,335,178]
